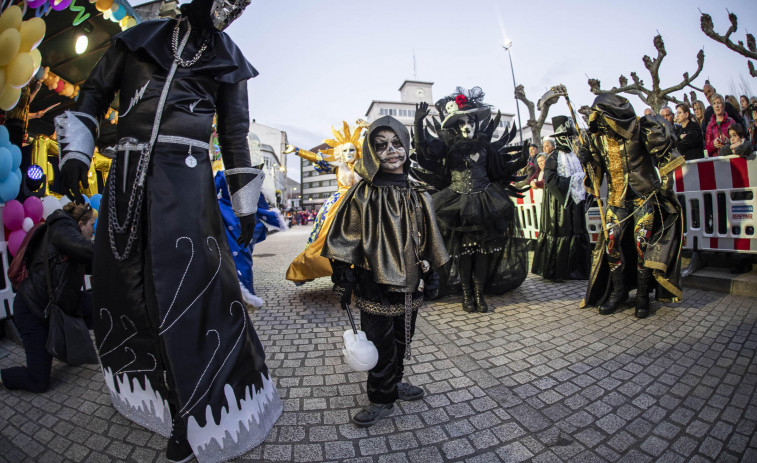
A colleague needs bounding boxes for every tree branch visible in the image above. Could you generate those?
[701,11,757,78]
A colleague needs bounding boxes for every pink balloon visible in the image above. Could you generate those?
[7,229,26,257]
[23,196,44,223]
[2,200,25,231]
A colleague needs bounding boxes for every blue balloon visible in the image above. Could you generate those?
[0,172,21,203]
[11,169,21,185]
[90,193,102,211]
[82,194,91,204]
[8,144,21,171]
[112,5,126,21]
[0,126,9,148]
[0,147,11,180]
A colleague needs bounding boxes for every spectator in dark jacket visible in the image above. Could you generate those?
[674,103,705,160]
[705,94,736,156]
[0,203,95,393]
[740,95,752,126]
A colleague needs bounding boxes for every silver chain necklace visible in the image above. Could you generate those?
[171,18,208,68]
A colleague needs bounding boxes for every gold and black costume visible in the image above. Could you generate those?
[578,94,684,318]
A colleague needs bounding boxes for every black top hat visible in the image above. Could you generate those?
[436,86,491,129]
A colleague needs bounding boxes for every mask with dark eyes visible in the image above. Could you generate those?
[210,0,251,30]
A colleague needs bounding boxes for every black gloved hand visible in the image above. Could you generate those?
[236,213,257,247]
[61,158,89,204]
[415,102,430,123]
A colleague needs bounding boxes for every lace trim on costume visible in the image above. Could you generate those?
[333,286,424,317]
[60,152,92,169]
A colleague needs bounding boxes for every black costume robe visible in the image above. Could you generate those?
[531,152,591,280]
[71,19,281,462]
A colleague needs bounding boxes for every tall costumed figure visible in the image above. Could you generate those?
[285,121,365,284]
[413,87,529,313]
[530,116,591,281]
[54,0,283,461]
[578,94,684,319]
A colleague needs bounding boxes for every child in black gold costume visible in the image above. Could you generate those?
[322,116,449,427]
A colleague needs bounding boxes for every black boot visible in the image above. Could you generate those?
[167,415,194,463]
[473,254,489,313]
[599,267,627,315]
[459,255,475,313]
[473,281,488,313]
[635,268,652,319]
[461,283,475,312]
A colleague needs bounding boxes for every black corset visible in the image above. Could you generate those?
[449,150,490,193]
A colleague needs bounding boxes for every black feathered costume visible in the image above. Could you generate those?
[412,87,529,312]
[54,11,281,463]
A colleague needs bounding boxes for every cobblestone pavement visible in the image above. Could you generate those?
[1,225,756,462]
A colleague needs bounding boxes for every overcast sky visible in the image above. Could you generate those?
[221,0,757,182]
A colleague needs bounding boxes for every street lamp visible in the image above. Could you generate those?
[502,39,524,144]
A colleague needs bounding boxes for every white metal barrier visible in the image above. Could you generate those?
[515,155,757,254]
[0,206,16,320]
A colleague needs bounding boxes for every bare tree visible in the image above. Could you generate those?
[514,84,559,150]
[701,11,757,78]
[587,35,705,113]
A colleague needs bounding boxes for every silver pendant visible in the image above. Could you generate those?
[470,152,480,162]
[185,154,197,168]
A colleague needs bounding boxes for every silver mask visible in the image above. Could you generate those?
[210,0,251,31]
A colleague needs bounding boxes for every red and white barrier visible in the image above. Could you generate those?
[517,155,757,254]
[673,155,757,253]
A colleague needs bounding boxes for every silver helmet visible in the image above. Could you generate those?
[210,0,251,31]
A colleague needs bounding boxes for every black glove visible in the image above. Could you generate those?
[236,213,257,247]
[61,158,89,204]
[415,102,430,123]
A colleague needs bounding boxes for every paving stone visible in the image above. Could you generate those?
[1,228,756,462]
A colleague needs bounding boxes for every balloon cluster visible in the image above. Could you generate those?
[0,5,46,111]
[2,196,43,256]
[0,126,22,202]
[94,0,136,31]
[40,66,79,98]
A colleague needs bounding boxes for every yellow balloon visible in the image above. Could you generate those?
[30,48,42,73]
[62,83,74,97]
[19,17,46,53]
[0,5,23,34]
[126,17,137,28]
[0,84,21,111]
[0,28,21,67]
[0,66,5,92]
[7,52,34,88]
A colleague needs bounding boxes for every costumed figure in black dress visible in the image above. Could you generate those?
[531,116,591,281]
[578,94,684,319]
[54,0,282,461]
[413,87,529,313]
[322,116,449,428]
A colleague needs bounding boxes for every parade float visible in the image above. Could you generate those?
[0,0,142,320]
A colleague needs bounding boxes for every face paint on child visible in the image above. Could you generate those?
[373,129,406,174]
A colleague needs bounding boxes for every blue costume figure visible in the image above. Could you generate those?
[215,171,286,307]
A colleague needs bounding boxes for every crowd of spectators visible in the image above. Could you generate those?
[648,82,756,160]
